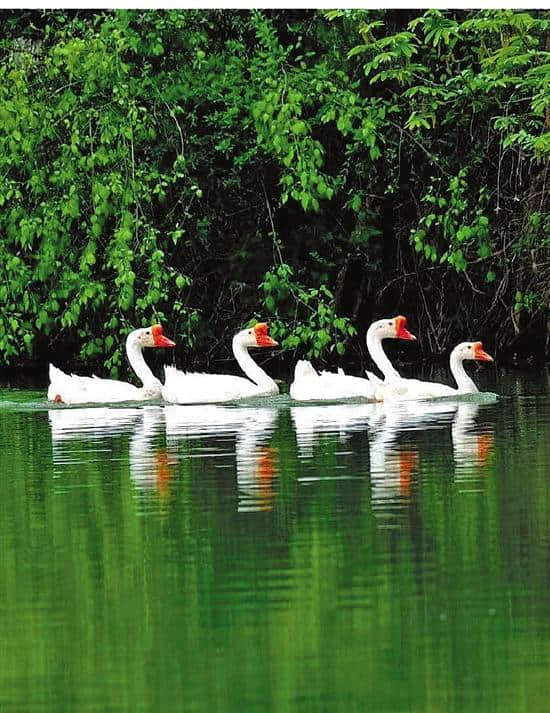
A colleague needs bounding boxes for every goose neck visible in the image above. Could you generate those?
[126,333,160,389]
[449,351,478,393]
[233,337,277,392]
[366,329,401,381]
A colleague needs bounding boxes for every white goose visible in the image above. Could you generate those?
[161,322,279,404]
[369,341,494,401]
[289,315,417,401]
[47,324,175,405]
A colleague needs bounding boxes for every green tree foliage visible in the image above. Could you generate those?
[0,9,548,372]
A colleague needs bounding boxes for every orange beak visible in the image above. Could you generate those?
[253,322,278,348]
[395,315,417,341]
[473,341,493,362]
[151,324,176,348]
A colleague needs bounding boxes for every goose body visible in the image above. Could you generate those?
[47,325,175,405]
[289,315,416,401]
[373,341,493,401]
[161,323,279,404]
[289,361,375,401]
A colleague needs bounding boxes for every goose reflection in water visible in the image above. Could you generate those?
[128,407,176,496]
[291,403,381,461]
[164,405,278,512]
[452,402,495,480]
[49,406,142,443]
[368,400,457,520]
[368,399,495,518]
[49,406,143,467]
[49,406,174,496]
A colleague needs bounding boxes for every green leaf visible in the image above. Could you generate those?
[347,44,369,59]
[291,121,307,136]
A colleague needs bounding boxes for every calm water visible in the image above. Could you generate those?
[1,369,550,713]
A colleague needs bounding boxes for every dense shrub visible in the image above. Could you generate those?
[0,9,548,373]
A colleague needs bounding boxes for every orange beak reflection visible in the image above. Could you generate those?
[155,449,177,497]
[476,433,494,467]
[399,450,419,496]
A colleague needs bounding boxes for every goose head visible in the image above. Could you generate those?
[368,315,417,341]
[452,341,493,362]
[235,323,278,349]
[131,324,176,349]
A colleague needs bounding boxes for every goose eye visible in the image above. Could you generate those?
[248,330,253,335]
[387,321,392,326]
[467,345,472,350]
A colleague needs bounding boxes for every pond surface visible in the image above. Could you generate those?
[1,369,550,713]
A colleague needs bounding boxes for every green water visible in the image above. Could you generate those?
[1,371,550,713]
